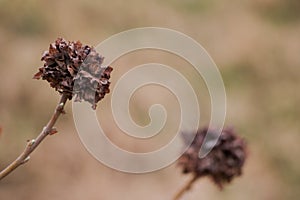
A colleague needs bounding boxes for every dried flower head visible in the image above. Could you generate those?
[33,38,113,109]
[178,127,247,189]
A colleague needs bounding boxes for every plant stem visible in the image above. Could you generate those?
[0,93,69,180]
[173,175,198,200]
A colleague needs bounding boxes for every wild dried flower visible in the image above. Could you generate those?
[33,38,112,109]
[178,127,247,189]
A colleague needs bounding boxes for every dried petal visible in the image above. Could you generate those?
[33,71,43,79]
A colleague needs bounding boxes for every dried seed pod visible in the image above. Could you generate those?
[178,127,247,189]
[33,38,112,109]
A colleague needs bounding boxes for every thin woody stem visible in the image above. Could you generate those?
[173,175,198,200]
[0,93,69,180]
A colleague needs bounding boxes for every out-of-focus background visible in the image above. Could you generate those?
[0,0,299,199]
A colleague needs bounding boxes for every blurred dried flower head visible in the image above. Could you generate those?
[33,38,113,109]
[178,127,247,189]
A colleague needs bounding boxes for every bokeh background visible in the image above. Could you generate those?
[0,0,300,199]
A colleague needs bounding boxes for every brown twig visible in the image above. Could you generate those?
[173,175,198,200]
[0,93,69,180]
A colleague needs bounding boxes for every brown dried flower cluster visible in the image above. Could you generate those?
[178,127,247,189]
[34,38,112,109]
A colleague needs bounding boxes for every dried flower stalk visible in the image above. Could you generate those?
[173,175,198,200]
[0,38,112,180]
[174,127,247,199]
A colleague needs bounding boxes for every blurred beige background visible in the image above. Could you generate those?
[0,0,300,199]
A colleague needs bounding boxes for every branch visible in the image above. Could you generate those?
[173,175,198,200]
[0,93,69,180]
